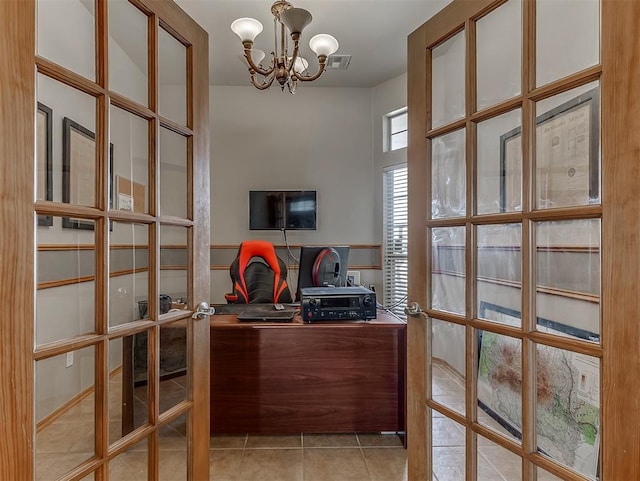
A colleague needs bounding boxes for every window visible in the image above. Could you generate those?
[383,165,408,318]
[387,109,408,151]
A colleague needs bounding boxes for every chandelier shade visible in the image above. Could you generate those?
[309,34,339,57]
[290,56,309,74]
[231,1,339,93]
[280,7,312,35]
[230,17,263,43]
[251,49,266,66]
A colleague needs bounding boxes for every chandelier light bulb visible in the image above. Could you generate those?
[309,34,339,57]
[230,17,263,43]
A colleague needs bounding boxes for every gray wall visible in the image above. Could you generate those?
[209,85,381,302]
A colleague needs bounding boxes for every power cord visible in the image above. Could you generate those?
[281,227,299,263]
[376,295,408,312]
[280,228,299,296]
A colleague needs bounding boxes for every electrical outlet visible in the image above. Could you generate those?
[66,351,73,368]
[346,270,360,286]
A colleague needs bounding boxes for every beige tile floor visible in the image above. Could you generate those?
[34,366,566,480]
[36,373,408,481]
[209,433,407,481]
[430,363,564,481]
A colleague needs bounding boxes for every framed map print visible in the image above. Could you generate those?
[477,302,600,479]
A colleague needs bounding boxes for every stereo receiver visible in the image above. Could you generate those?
[300,286,376,321]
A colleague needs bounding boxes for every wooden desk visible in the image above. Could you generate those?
[210,311,406,435]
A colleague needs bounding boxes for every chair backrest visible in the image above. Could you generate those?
[224,240,293,304]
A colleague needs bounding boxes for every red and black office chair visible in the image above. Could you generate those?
[224,240,293,304]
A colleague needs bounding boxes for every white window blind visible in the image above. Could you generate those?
[383,165,408,319]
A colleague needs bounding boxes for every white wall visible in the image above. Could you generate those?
[209,85,377,302]
[372,73,408,228]
[371,74,408,308]
[207,74,413,305]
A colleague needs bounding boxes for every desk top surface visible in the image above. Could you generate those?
[210,304,405,327]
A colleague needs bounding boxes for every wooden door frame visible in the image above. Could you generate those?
[407,2,496,479]
[148,3,211,476]
[0,0,210,478]
[0,1,36,478]
[407,0,640,479]
[600,1,640,479]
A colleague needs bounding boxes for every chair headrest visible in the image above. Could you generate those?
[238,240,282,277]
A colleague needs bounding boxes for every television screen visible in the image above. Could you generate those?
[285,191,316,229]
[249,190,316,230]
[249,191,283,230]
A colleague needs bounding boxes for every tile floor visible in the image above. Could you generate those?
[35,365,565,480]
[209,432,407,481]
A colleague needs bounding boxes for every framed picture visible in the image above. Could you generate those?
[36,103,53,226]
[500,87,599,211]
[62,118,113,230]
[477,301,600,478]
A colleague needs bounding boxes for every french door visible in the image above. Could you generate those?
[0,0,210,479]
[407,0,640,480]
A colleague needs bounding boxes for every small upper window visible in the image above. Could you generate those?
[386,109,408,151]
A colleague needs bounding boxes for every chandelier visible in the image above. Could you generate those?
[230,1,339,93]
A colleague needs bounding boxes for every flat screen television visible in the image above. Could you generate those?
[295,245,350,301]
[249,190,317,230]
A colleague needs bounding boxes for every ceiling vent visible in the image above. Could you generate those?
[326,54,351,70]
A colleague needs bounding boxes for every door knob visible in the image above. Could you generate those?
[404,301,423,317]
[191,301,215,320]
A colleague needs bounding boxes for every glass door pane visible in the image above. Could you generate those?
[158,413,188,480]
[109,0,149,106]
[109,222,149,328]
[158,28,187,126]
[431,31,466,129]
[37,0,95,80]
[476,110,522,215]
[477,436,522,480]
[476,0,522,110]
[431,319,466,415]
[36,216,96,346]
[36,73,96,208]
[109,333,150,444]
[536,0,600,87]
[111,106,150,214]
[432,129,466,219]
[477,331,522,443]
[535,344,600,480]
[431,226,466,315]
[534,82,601,210]
[535,219,601,342]
[160,127,188,218]
[35,346,96,480]
[433,426,465,481]
[109,436,149,478]
[477,223,522,327]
